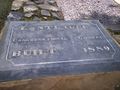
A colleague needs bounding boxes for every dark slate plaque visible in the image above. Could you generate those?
[0,20,120,82]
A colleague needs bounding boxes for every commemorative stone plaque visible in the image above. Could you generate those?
[0,20,120,82]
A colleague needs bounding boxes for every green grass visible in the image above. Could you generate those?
[0,0,13,31]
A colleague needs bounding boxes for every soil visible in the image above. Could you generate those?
[0,72,120,90]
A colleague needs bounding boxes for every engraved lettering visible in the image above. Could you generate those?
[12,51,21,57]
[49,49,56,54]
[104,46,110,51]
[23,50,32,56]
[77,36,102,40]
[29,27,35,31]
[38,50,43,55]
[23,25,78,31]
[38,26,44,30]
[81,25,86,29]
[45,26,51,30]
[96,47,103,51]
[83,46,111,53]
[83,48,88,53]
[12,37,68,43]
[12,49,57,57]
[32,50,38,56]
[88,47,95,52]
[20,26,25,30]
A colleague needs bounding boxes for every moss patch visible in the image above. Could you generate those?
[0,0,13,31]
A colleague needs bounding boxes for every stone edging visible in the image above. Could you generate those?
[7,0,64,21]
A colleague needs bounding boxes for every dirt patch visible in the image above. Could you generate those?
[0,72,120,90]
[0,0,13,32]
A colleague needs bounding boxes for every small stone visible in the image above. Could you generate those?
[41,10,51,16]
[114,0,120,4]
[23,5,38,12]
[24,12,34,17]
[19,0,29,2]
[52,12,61,19]
[25,1,35,5]
[47,0,56,5]
[11,0,23,10]
[38,4,61,11]
[31,0,44,4]
[7,11,23,20]
[43,16,48,20]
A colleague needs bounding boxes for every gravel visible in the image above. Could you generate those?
[56,0,120,25]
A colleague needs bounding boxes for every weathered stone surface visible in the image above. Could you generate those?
[24,12,34,17]
[41,10,51,16]
[25,1,35,5]
[52,12,61,19]
[7,12,23,20]
[43,16,48,20]
[47,0,56,5]
[38,4,61,11]
[23,5,38,12]
[11,0,23,10]
[32,0,44,4]
[0,20,120,82]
